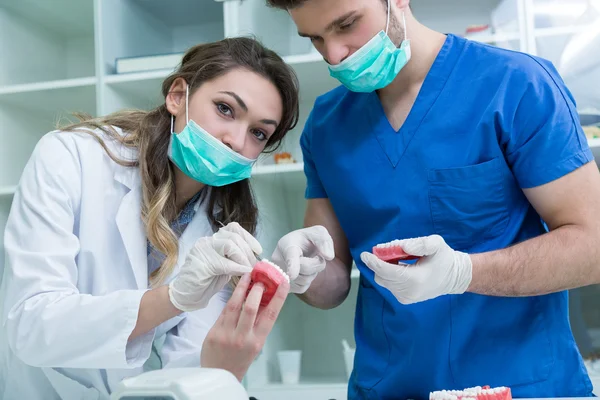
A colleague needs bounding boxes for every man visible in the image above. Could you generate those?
[267,0,600,399]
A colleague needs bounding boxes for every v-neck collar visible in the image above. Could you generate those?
[366,34,465,167]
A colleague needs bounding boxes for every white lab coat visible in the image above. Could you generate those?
[0,128,230,399]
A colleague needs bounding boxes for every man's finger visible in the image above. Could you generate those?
[297,256,326,276]
[397,235,445,257]
[360,252,401,280]
[281,246,303,280]
[291,273,316,289]
[302,226,335,260]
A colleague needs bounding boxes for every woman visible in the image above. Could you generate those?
[0,37,299,399]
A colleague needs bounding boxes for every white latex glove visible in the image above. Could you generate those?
[360,235,472,305]
[169,222,263,312]
[271,226,335,294]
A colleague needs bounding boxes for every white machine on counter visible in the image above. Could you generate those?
[110,368,249,400]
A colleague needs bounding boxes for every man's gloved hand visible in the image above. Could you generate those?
[271,226,335,294]
[360,235,472,305]
[169,222,262,312]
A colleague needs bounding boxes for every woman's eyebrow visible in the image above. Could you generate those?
[219,91,247,112]
[261,119,278,127]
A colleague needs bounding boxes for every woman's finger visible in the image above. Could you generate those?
[255,280,290,339]
[219,273,252,328]
[215,230,258,267]
[235,282,264,333]
[221,222,263,255]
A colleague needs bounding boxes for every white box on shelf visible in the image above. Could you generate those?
[115,53,184,75]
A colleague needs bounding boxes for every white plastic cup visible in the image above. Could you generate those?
[277,350,302,384]
[344,348,355,379]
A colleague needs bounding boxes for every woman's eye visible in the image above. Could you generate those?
[217,103,232,116]
[252,129,267,141]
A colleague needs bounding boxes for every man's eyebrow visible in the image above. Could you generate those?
[219,91,247,112]
[298,11,358,38]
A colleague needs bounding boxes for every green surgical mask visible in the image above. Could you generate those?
[168,85,255,187]
[328,3,411,92]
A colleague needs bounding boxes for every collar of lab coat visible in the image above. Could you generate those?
[111,144,215,290]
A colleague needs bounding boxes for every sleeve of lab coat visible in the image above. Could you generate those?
[1,132,152,369]
[159,286,231,368]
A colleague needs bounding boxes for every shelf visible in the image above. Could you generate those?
[0,0,94,37]
[129,0,223,27]
[248,380,348,400]
[249,381,347,391]
[103,74,166,115]
[104,52,337,108]
[0,0,95,86]
[464,31,521,43]
[0,77,97,95]
[0,186,16,197]
[253,163,304,176]
[100,0,224,76]
[0,80,96,116]
[104,70,173,85]
[283,52,322,65]
[284,53,339,104]
[589,139,600,148]
[413,0,519,42]
[535,24,599,38]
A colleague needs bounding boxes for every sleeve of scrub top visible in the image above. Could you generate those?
[503,57,594,189]
[2,132,153,369]
[159,286,230,368]
[300,110,328,199]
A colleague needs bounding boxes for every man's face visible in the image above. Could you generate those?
[290,0,404,65]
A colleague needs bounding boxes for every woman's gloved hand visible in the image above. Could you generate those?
[168,222,262,312]
[271,225,335,294]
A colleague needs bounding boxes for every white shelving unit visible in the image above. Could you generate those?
[0,0,599,397]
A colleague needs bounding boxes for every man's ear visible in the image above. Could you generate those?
[395,0,410,11]
[166,77,188,117]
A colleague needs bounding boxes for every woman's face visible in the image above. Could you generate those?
[168,68,283,160]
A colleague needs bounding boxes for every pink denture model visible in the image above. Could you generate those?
[248,259,290,307]
[430,385,512,400]
[372,239,420,263]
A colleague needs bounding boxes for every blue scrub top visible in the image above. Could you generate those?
[301,34,594,399]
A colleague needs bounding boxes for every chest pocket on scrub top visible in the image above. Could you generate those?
[427,157,510,251]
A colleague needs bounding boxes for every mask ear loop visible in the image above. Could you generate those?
[403,10,408,41]
[385,0,391,34]
[185,84,189,123]
[385,0,408,42]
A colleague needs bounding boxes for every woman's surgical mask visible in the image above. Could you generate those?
[328,0,411,92]
[168,85,256,187]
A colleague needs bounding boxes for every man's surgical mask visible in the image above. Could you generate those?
[168,85,256,187]
[328,0,411,92]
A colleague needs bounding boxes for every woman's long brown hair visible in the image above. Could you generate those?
[60,37,299,287]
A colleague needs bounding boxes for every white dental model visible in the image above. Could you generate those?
[429,385,511,400]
